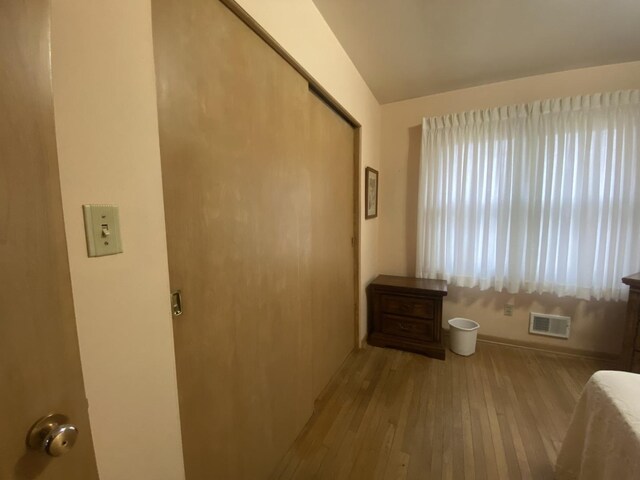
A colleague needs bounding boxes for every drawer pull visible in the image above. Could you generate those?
[397,322,410,331]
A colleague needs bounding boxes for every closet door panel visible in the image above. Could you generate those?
[152,1,313,478]
[308,94,356,398]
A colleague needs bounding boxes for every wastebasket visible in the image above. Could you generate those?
[448,318,480,356]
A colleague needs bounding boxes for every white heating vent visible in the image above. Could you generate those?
[529,313,571,339]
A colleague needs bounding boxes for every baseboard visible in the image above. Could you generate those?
[453,331,618,362]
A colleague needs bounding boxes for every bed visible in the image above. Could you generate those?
[555,370,640,479]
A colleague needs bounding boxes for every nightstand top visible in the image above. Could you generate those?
[622,272,640,289]
[370,275,447,295]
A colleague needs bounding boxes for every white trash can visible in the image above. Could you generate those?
[448,318,480,356]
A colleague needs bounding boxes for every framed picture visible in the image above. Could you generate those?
[365,167,378,219]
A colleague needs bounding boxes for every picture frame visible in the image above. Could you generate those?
[365,166,378,219]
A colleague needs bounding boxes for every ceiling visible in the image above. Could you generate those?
[311,0,640,104]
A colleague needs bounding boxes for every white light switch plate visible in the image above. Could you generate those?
[82,204,123,257]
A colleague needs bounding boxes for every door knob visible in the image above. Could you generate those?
[27,413,79,457]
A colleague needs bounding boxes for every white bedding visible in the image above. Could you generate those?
[555,370,640,480]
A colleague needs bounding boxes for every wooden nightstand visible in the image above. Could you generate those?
[622,273,640,373]
[367,275,447,359]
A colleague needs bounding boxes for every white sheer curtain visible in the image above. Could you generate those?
[417,90,640,301]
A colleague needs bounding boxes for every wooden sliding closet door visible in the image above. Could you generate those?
[308,95,355,398]
[152,0,356,478]
[152,1,313,478]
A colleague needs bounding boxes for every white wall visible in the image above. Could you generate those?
[379,61,640,355]
[234,0,382,342]
[51,1,185,479]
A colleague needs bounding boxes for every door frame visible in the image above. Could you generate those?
[218,0,363,349]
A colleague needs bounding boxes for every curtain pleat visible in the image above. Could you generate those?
[417,90,640,301]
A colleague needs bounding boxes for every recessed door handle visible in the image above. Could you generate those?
[171,290,183,317]
[27,413,79,457]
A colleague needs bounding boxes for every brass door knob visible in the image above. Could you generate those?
[27,413,79,457]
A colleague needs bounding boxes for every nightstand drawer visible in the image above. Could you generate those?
[381,314,434,341]
[380,294,434,319]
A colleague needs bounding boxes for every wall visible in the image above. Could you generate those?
[51,1,185,479]
[380,61,640,356]
[234,0,382,342]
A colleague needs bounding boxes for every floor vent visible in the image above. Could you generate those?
[529,313,571,339]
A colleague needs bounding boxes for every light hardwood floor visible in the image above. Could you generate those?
[271,342,609,480]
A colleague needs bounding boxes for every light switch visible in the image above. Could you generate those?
[82,204,123,257]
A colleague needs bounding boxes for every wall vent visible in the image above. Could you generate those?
[529,313,571,339]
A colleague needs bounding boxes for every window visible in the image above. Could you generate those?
[417,91,640,301]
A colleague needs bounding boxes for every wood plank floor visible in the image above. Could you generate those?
[271,342,610,480]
